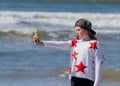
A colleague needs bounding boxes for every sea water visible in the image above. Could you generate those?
[0,0,120,86]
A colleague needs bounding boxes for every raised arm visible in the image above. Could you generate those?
[33,35,71,50]
[43,40,71,50]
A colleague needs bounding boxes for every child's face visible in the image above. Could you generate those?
[75,26,88,40]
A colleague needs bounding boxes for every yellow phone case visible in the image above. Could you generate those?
[34,29,39,42]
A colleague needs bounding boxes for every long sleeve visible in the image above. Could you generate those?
[94,42,103,86]
[94,64,102,86]
[43,40,71,50]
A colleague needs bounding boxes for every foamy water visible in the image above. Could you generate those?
[0,11,120,30]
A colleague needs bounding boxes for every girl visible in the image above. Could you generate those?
[33,19,103,86]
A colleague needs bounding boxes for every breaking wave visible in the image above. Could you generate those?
[0,29,120,41]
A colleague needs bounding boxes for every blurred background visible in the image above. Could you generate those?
[0,0,120,86]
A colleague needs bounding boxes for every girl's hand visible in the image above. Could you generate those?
[33,36,44,46]
[33,35,39,44]
[33,30,45,46]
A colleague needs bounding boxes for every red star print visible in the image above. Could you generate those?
[72,51,78,60]
[75,62,87,73]
[71,39,78,47]
[89,42,98,50]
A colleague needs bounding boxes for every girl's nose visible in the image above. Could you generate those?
[76,31,79,34]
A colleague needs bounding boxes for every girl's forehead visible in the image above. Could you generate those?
[75,26,83,30]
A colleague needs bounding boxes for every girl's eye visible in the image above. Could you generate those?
[77,29,81,31]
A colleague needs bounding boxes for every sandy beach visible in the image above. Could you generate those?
[102,70,120,82]
[0,69,119,86]
[0,76,119,86]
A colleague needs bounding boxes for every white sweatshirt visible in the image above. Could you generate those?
[43,39,103,86]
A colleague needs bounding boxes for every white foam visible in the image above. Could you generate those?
[0,11,120,30]
[0,28,34,35]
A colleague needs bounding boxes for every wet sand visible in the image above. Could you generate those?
[0,70,119,86]
[0,77,120,86]
[102,70,120,82]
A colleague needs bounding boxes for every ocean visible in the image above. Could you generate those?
[0,0,120,86]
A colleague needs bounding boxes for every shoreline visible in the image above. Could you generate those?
[0,69,119,83]
[102,70,120,83]
[57,69,120,83]
[0,77,119,86]
[0,70,119,86]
